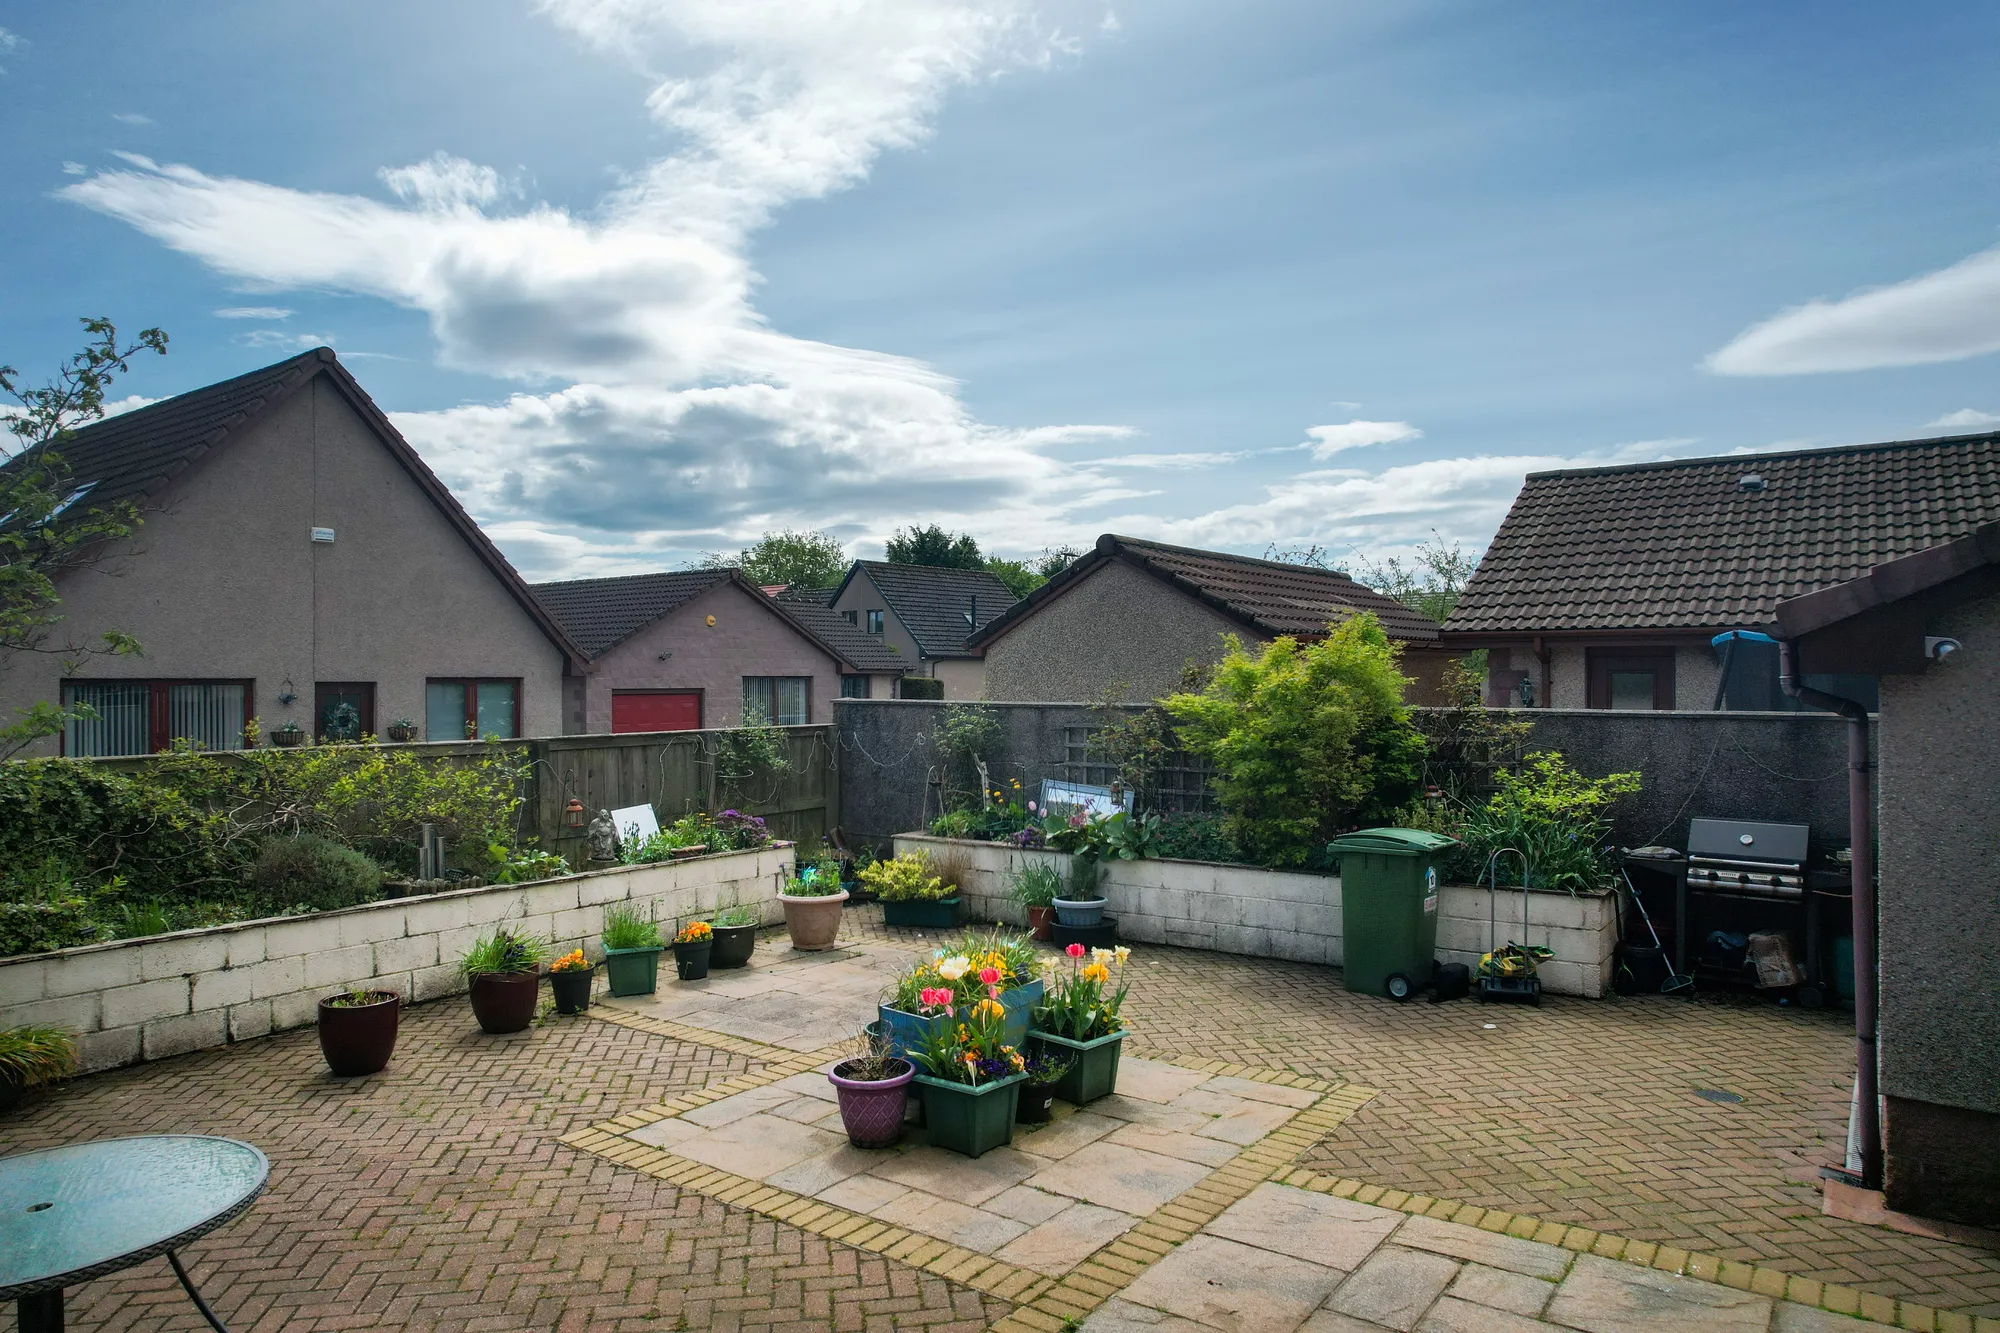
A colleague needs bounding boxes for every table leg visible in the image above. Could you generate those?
[166,1251,232,1333]
[17,1289,63,1333]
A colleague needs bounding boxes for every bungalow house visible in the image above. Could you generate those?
[530,568,898,731]
[969,534,1451,704]
[0,347,588,755]
[825,562,1017,700]
[1775,519,2000,1223]
[1444,433,2000,709]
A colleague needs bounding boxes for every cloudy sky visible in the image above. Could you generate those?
[3,0,1999,579]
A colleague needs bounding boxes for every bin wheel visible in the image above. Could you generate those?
[1797,984,1825,1010]
[1386,973,1413,1002]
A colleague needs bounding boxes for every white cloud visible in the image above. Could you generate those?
[213,306,294,320]
[0,27,18,74]
[1091,450,1244,470]
[1303,419,1422,458]
[100,394,158,418]
[237,329,332,350]
[1707,243,2000,376]
[1926,408,2000,432]
[60,161,86,176]
[380,152,509,211]
[110,111,154,127]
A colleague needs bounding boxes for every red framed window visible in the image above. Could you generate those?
[60,680,252,756]
[425,679,520,740]
[315,682,375,741]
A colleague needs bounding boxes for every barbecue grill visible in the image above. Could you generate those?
[1684,817,1808,900]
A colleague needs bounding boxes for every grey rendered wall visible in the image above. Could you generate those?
[933,656,987,701]
[0,379,568,749]
[982,559,1256,703]
[1876,591,2000,1120]
[583,579,843,731]
[835,700,1860,852]
[830,569,929,677]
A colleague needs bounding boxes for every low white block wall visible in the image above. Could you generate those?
[893,835,1616,998]
[0,845,794,1074]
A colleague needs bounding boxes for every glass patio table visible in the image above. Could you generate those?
[0,1135,268,1333]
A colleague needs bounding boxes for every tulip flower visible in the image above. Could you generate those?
[1066,943,1086,958]
[979,966,1001,985]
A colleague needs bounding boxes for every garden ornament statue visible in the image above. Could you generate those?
[586,808,618,862]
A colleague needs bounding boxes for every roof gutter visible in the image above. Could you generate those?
[1778,637,1880,1189]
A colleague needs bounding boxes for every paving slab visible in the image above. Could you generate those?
[872,1189,1031,1254]
[1082,1297,1214,1333]
[866,1143,1041,1205]
[764,1070,839,1102]
[1206,1183,1403,1272]
[985,1184,1077,1226]
[1115,1058,1217,1104]
[669,1112,846,1179]
[815,1172,908,1214]
[1193,1075,1322,1109]
[1195,1098,1301,1145]
[1119,1234,1344,1332]
[1542,1254,1770,1333]
[1108,1121,1245,1167]
[995,1199,1137,1274]
[1014,1109,1124,1161]
[1391,1213,1573,1279]
[626,1116,704,1148]
[1301,1312,1404,1333]
[1027,1140,1216,1215]
[1323,1246,1462,1331]
[1771,1302,1892,1332]
[1091,1093,1215,1132]
[762,1141,886,1196]
[678,1083,798,1127]
[1416,1295,1562,1333]
[1446,1262,1556,1318]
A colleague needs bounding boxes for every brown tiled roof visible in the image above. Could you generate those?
[1447,433,2000,635]
[970,534,1441,649]
[835,561,1017,656]
[532,569,731,658]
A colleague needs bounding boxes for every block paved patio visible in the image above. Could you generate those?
[1,904,1994,1332]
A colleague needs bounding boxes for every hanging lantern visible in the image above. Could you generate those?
[564,797,586,829]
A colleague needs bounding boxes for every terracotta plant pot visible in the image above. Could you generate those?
[317,990,401,1076]
[779,889,848,951]
[1026,905,1054,942]
[550,969,592,1014]
[468,971,541,1034]
[828,1056,915,1148]
[709,924,757,968]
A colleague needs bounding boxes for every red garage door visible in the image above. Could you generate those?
[612,691,701,733]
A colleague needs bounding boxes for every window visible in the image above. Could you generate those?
[840,675,870,699]
[742,676,810,726]
[866,609,884,636]
[426,679,519,740]
[315,683,375,741]
[1586,650,1675,710]
[842,609,858,626]
[62,680,249,756]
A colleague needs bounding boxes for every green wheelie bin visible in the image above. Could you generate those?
[1329,828,1458,1001]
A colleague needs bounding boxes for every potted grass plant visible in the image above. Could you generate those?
[779,854,848,951]
[601,902,664,996]
[1009,863,1062,941]
[673,919,714,981]
[549,949,593,1014]
[1030,943,1132,1104]
[911,998,1026,1157]
[862,851,959,929]
[317,986,401,1076]
[459,929,547,1034]
[0,1024,77,1113]
[709,904,760,968]
[1015,1046,1075,1125]
[827,1028,916,1149]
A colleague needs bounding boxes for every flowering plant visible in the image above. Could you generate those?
[709,809,771,851]
[883,928,1038,1012]
[674,920,713,945]
[1034,943,1131,1041]
[1019,1045,1075,1087]
[912,996,1026,1086]
[549,948,591,973]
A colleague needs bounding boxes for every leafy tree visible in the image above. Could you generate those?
[982,558,1042,599]
[1265,531,1478,625]
[690,528,848,590]
[0,318,168,757]
[885,524,984,570]
[1035,544,1084,580]
[1162,615,1422,867]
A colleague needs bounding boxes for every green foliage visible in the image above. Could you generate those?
[250,835,384,913]
[325,987,396,1008]
[458,928,547,975]
[1347,533,1480,625]
[0,318,167,759]
[1149,811,1242,864]
[982,557,1043,599]
[1033,945,1130,1041]
[859,852,949,902]
[1454,751,1640,894]
[785,856,844,896]
[898,676,944,701]
[0,864,104,956]
[486,846,571,884]
[933,702,1002,810]
[1411,657,1532,808]
[0,1024,78,1087]
[1008,862,1063,909]
[600,902,662,950]
[885,524,984,569]
[715,713,790,780]
[1162,615,1422,868]
[725,529,849,590]
[713,904,760,928]
[0,757,229,900]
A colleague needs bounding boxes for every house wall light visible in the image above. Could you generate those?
[1924,637,1962,661]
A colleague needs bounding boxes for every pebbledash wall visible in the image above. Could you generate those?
[0,844,794,1075]
[893,835,1616,998]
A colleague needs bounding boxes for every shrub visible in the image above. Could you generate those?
[859,853,948,902]
[249,835,384,913]
[1162,615,1423,868]
[899,676,943,701]
[1456,751,1640,893]
[0,875,103,957]
[0,1024,78,1087]
[1149,811,1242,864]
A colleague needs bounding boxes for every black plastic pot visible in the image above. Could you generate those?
[1016,1082,1058,1124]
[550,969,592,1014]
[709,924,756,969]
[674,939,713,981]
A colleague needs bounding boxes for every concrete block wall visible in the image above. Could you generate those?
[0,845,794,1074]
[893,834,1616,997]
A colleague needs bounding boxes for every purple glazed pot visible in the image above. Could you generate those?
[828,1057,915,1149]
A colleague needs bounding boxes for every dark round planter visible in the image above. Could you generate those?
[829,1057,915,1148]
[1026,905,1054,942]
[1016,1082,1058,1124]
[468,971,540,1034]
[550,969,592,1014]
[317,991,401,1076]
[709,924,756,969]
[0,1069,26,1116]
[674,939,713,981]
[269,729,305,748]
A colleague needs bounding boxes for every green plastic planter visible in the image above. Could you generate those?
[881,897,961,929]
[603,945,662,996]
[1030,1028,1124,1104]
[914,1071,1025,1157]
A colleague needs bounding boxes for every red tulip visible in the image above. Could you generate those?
[1066,943,1085,958]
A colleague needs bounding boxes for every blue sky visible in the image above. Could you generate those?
[4,0,1999,580]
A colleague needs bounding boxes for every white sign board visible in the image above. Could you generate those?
[610,803,660,847]
[1038,779,1132,818]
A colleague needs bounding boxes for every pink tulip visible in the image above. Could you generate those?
[1066,943,1086,958]
[979,967,1000,985]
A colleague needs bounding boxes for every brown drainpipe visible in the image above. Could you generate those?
[1779,638,1881,1187]
[1535,636,1552,707]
